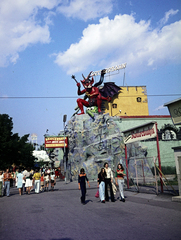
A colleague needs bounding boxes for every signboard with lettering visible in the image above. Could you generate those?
[45,136,68,148]
[164,98,181,125]
[122,122,157,144]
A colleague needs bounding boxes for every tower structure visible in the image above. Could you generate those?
[103,86,149,116]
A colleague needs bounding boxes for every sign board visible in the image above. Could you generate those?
[45,136,68,148]
[164,98,181,125]
[122,122,157,144]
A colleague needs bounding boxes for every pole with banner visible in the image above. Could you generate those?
[125,145,129,189]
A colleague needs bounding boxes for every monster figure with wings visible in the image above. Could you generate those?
[72,69,121,115]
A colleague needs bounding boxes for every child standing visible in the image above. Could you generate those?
[78,168,90,204]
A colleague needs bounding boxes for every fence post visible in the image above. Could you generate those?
[135,159,139,192]
[125,144,129,189]
[153,157,158,195]
[142,159,145,184]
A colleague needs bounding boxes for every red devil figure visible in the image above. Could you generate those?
[73,70,110,115]
[72,70,121,115]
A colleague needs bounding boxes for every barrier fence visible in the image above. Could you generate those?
[120,157,178,195]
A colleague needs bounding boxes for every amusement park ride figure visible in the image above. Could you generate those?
[72,69,121,115]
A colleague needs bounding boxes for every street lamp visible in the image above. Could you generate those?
[63,115,67,183]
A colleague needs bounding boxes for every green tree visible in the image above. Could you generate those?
[0,114,35,169]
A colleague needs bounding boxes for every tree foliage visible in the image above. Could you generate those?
[0,114,35,169]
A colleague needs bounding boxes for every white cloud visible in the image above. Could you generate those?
[57,0,113,21]
[0,0,113,67]
[159,9,179,26]
[0,0,62,67]
[54,12,181,75]
[154,105,165,111]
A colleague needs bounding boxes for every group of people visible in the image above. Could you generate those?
[78,162,126,204]
[0,167,57,197]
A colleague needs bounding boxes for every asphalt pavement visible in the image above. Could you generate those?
[0,180,181,240]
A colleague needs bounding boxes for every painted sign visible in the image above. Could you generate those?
[164,98,181,125]
[45,136,68,148]
[122,122,157,144]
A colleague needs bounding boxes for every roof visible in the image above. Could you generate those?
[164,98,181,106]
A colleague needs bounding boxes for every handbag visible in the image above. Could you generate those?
[95,189,99,198]
[112,182,117,195]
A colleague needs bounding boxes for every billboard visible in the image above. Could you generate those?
[122,121,157,144]
[45,136,68,148]
[164,98,181,125]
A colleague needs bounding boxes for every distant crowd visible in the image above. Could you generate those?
[0,167,62,197]
[1,162,127,204]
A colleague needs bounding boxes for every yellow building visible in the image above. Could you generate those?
[103,86,149,116]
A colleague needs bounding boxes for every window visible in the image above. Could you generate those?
[112,104,117,108]
[137,97,142,102]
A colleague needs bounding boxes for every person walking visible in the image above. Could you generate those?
[115,163,126,202]
[44,172,50,192]
[16,169,24,195]
[24,168,32,195]
[3,168,12,197]
[78,168,90,204]
[40,173,45,192]
[33,169,41,194]
[104,162,115,202]
[50,171,56,191]
[0,170,3,197]
[97,168,106,203]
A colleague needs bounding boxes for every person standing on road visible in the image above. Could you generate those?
[97,168,106,203]
[3,168,12,197]
[115,163,126,202]
[50,171,56,191]
[33,169,41,194]
[17,169,24,195]
[44,172,50,192]
[40,173,45,192]
[24,168,32,195]
[104,162,115,202]
[78,168,90,204]
[0,170,3,197]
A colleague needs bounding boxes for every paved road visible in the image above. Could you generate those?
[0,180,181,240]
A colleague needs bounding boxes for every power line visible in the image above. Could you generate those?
[0,94,181,99]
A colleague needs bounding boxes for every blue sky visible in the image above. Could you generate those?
[0,0,181,145]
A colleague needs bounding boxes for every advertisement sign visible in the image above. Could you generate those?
[122,122,157,144]
[45,136,68,148]
[164,98,181,125]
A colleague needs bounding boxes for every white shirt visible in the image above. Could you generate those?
[105,167,113,179]
[0,175,3,182]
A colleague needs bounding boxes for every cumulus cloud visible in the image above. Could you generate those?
[0,0,114,67]
[54,11,181,75]
[57,0,113,21]
[0,0,61,67]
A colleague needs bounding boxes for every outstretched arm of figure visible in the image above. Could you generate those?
[77,84,86,95]
[94,69,106,87]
